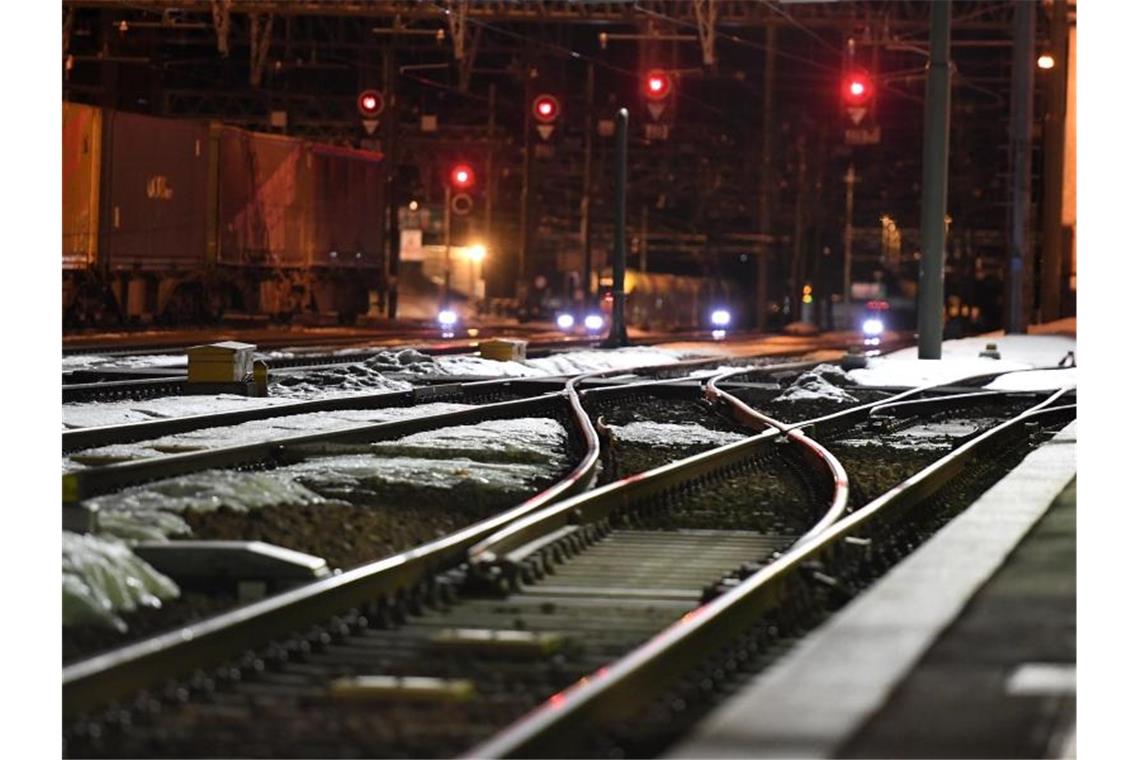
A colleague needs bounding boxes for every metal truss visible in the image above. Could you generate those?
[62,1,1051,31]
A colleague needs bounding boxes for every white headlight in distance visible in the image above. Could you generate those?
[556,313,575,330]
[711,308,731,327]
[862,318,884,336]
[438,309,458,327]
[584,314,604,331]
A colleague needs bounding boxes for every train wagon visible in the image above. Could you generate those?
[62,103,386,326]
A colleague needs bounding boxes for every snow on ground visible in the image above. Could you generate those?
[609,421,746,448]
[64,346,691,429]
[775,366,859,404]
[285,454,559,498]
[984,368,1078,392]
[685,364,771,379]
[269,367,414,398]
[81,416,569,543]
[63,354,188,372]
[880,334,1075,367]
[63,394,306,429]
[849,334,1076,390]
[64,402,475,470]
[370,418,567,465]
[526,346,686,375]
[63,531,180,630]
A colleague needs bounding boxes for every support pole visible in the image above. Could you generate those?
[443,183,453,309]
[917,1,952,360]
[518,63,535,303]
[790,135,807,322]
[1040,0,1070,322]
[580,63,595,310]
[843,164,855,308]
[1006,0,1034,334]
[606,108,630,347]
[756,25,777,331]
[484,82,496,294]
[384,47,400,319]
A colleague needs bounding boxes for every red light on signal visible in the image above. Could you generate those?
[644,68,671,101]
[449,164,475,190]
[532,94,561,123]
[357,89,384,117]
[842,74,872,105]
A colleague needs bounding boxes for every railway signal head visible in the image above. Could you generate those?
[841,72,873,106]
[644,69,672,101]
[449,163,475,190]
[357,89,384,118]
[532,94,561,124]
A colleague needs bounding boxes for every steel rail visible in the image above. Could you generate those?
[60,353,784,718]
[466,362,1035,571]
[465,389,1075,758]
[61,372,599,719]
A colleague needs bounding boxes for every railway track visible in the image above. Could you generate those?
[62,361,1073,758]
[61,355,785,662]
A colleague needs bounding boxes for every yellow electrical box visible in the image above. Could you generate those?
[478,338,527,362]
[187,341,256,383]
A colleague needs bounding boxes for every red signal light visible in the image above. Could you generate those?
[644,68,671,101]
[842,73,872,105]
[532,94,561,123]
[449,163,475,190]
[357,89,384,117]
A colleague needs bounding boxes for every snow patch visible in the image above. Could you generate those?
[286,455,557,499]
[63,531,179,631]
[369,418,567,465]
[63,394,302,430]
[850,334,1077,389]
[63,354,187,372]
[984,368,1078,392]
[81,415,569,540]
[775,368,859,404]
[609,421,746,448]
[270,366,414,398]
[65,403,476,470]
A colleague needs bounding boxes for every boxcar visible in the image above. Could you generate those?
[62,104,387,326]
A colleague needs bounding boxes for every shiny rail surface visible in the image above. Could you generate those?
[61,353,793,719]
[466,383,1075,758]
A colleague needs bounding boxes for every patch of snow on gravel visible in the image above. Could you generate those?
[63,354,188,372]
[270,366,414,398]
[775,367,859,404]
[286,455,556,499]
[370,418,568,465]
[609,421,746,447]
[81,415,568,540]
[63,531,180,630]
[63,394,303,429]
[65,403,476,470]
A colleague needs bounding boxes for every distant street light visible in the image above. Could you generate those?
[1037,53,1055,70]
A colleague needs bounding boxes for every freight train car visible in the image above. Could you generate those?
[62,103,386,326]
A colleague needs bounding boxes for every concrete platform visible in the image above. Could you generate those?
[670,419,1077,759]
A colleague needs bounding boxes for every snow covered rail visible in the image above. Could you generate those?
[464,392,1077,759]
